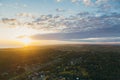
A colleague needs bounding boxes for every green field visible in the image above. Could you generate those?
[0,45,120,80]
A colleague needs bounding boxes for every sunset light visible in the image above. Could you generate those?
[0,0,120,80]
[19,37,32,45]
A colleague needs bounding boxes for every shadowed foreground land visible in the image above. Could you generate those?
[0,45,120,80]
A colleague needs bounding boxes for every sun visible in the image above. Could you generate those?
[20,37,32,45]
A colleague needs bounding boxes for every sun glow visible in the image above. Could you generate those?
[20,37,32,45]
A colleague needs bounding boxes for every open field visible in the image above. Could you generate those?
[0,45,120,80]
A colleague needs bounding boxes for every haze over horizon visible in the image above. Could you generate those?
[0,0,120,48]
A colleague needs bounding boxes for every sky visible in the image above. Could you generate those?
[0,0,120,48]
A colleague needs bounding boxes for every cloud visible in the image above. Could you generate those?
[1,18,19,25]
[1,11,120,34]
[56,8,65,12]
[72,37,120,42]
[2,18,16,23]
[69,0,120,13]
[30,27,120,41]
[56,0,61,2]
[83,0,93,6]
[71,0,79,3]
[30,32,86,41]
[0,0,120,44]
[77,12,90,17]
[55,0,120,10]
[16,12,35,18]
[71,0,93,5]
[95,0,120,12]
[29,12,120,42]
[95,0,108,4]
